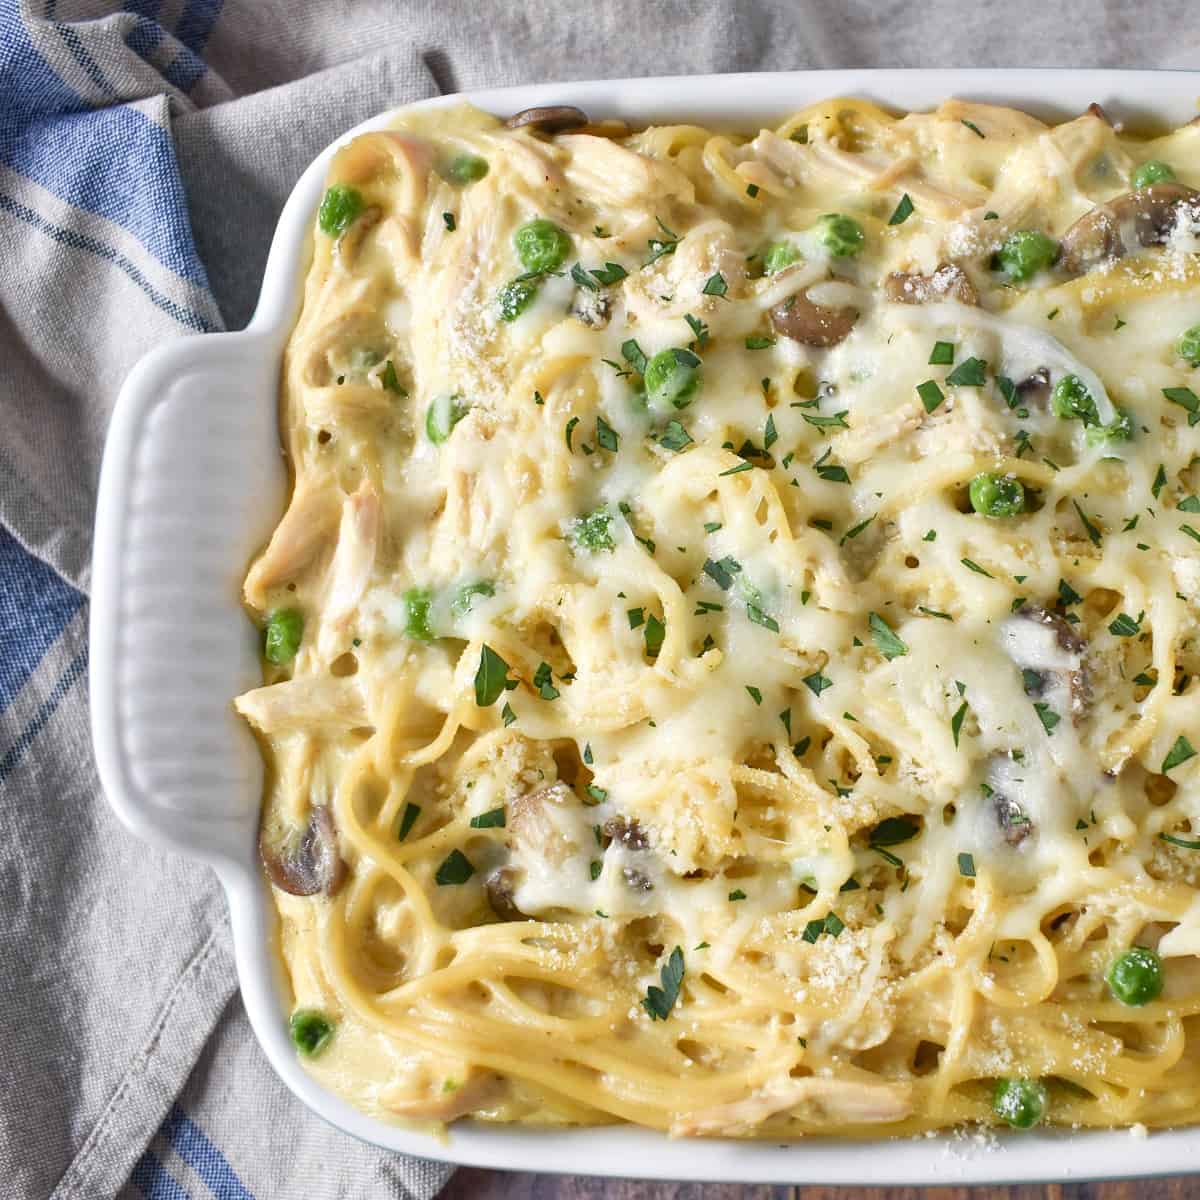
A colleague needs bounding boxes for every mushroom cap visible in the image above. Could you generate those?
[884,263,978,307]
[769,285,858,348]
[260,805,347,896]
[1059,182,1200,276]
[504,106,589,135]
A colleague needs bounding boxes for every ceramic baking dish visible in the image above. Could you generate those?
[91,69,1200,1185]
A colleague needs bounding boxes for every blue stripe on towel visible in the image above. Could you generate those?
[130,1149,194,1200]
[0,649,89,785]
[0,191,218,332]
[164,1105,256,1200]
[0,526,84,713]
[1,15,211,285]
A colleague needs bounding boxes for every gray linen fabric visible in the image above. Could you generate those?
[1,3,1199,1199]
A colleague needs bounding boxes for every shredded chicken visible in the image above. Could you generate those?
[558,133,696,207]
[671,1075,913,1136]
[235,677,369,735]
[243,482,340,608]
[319,481,380,655]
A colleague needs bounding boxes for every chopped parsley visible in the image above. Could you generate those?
[644,614,666,657]
[701,272,728,298]
[728,888,747,901]
[917,380,945,413]
[840,514,875,545]
[719,461,754,476]
[919,606,952,621]
[945,357,987,387]
[1108,612,1142,637]
[474,644,509,706]
[961,118,985,138]
[961,557,994,578]
[564,415,580,451]
[442,212,456,232]
[595,415,619,452]
[745,334,775,350]
[501,701,517,726]
[1073,500,1103,547]
[1058,578,1083,606]
[533,661,560,700]
[951,699,969,747]
[397,802,421,841]
[813,447,850,483]
[801,913,845,943]
[803,671,833,696]
[1163,735,1197,773]
[658,420,693,452]
[887,193,915,225]
[802,409,850,431]
[763,413,778,450]
[684,313,710,349]
[642,946,685,1020]
[1033,702,1061,735]
[621,338,648,374]
[645,217,679,265]
[586,784,609,804]
[928,340,955,366]
[868,612,908,660]
[747,604,780,633]
[381,360,406,395]
[434,849,474,885]
[469,807,506,829]
[1163,386,1200,425]
[627,607,645,629]
[703,556,742,589]
[745,686,763,705]
[957,852,976,878]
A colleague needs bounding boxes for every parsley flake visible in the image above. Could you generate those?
[642,946,685,1021]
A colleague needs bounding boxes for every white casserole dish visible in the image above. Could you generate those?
[91,69,1200,1185]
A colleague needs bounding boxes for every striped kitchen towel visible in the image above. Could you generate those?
[1,2,1196,1198]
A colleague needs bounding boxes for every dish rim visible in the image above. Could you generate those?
[91,68,1200,1185]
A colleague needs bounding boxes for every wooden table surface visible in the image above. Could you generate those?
[442,1173,1197,1199]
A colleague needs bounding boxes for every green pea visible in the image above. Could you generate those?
[497,276,540,322]
[1050,373,1100,426]
[514,219,572,274]
[968,472,1026,517]
[1084,407,1134,448]
[442,154,489,185]
[992,1078,1047,1129]
[814,213,865,258]
[762,241,801,274]
[1131,160,1176,191]
[264,608,303,665]
[644,347,702,411]
[402,587,436,641]
[995,230,1059,282]
[317,184,364,237]
[289,1009,334,1057]
[570,507,616,553]
[452,580,495,617]
[425,393,468,444]
[1107,946,1164,1006]
[1176,324,1200,366]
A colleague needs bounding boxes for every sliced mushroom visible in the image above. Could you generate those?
[484,866,527,922]
[504,106,589,135]
[484,782,580,921]
[1059,182,1200,275]
[508,782,577,866]
[770,285,858,348]
[603,815,648,850]
[1014,367,1051,408]
[884,263,978,306]
[260,805,347,896]
[1001,604,1089,720]
[570,287,611,329]
[983,755,1035,847]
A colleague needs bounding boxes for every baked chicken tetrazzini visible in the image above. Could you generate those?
[237,97,1200,1138]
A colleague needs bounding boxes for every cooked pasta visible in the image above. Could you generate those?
[236,96,1200,1138]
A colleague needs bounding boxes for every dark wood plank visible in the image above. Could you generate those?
[440,1173,1200,1200]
